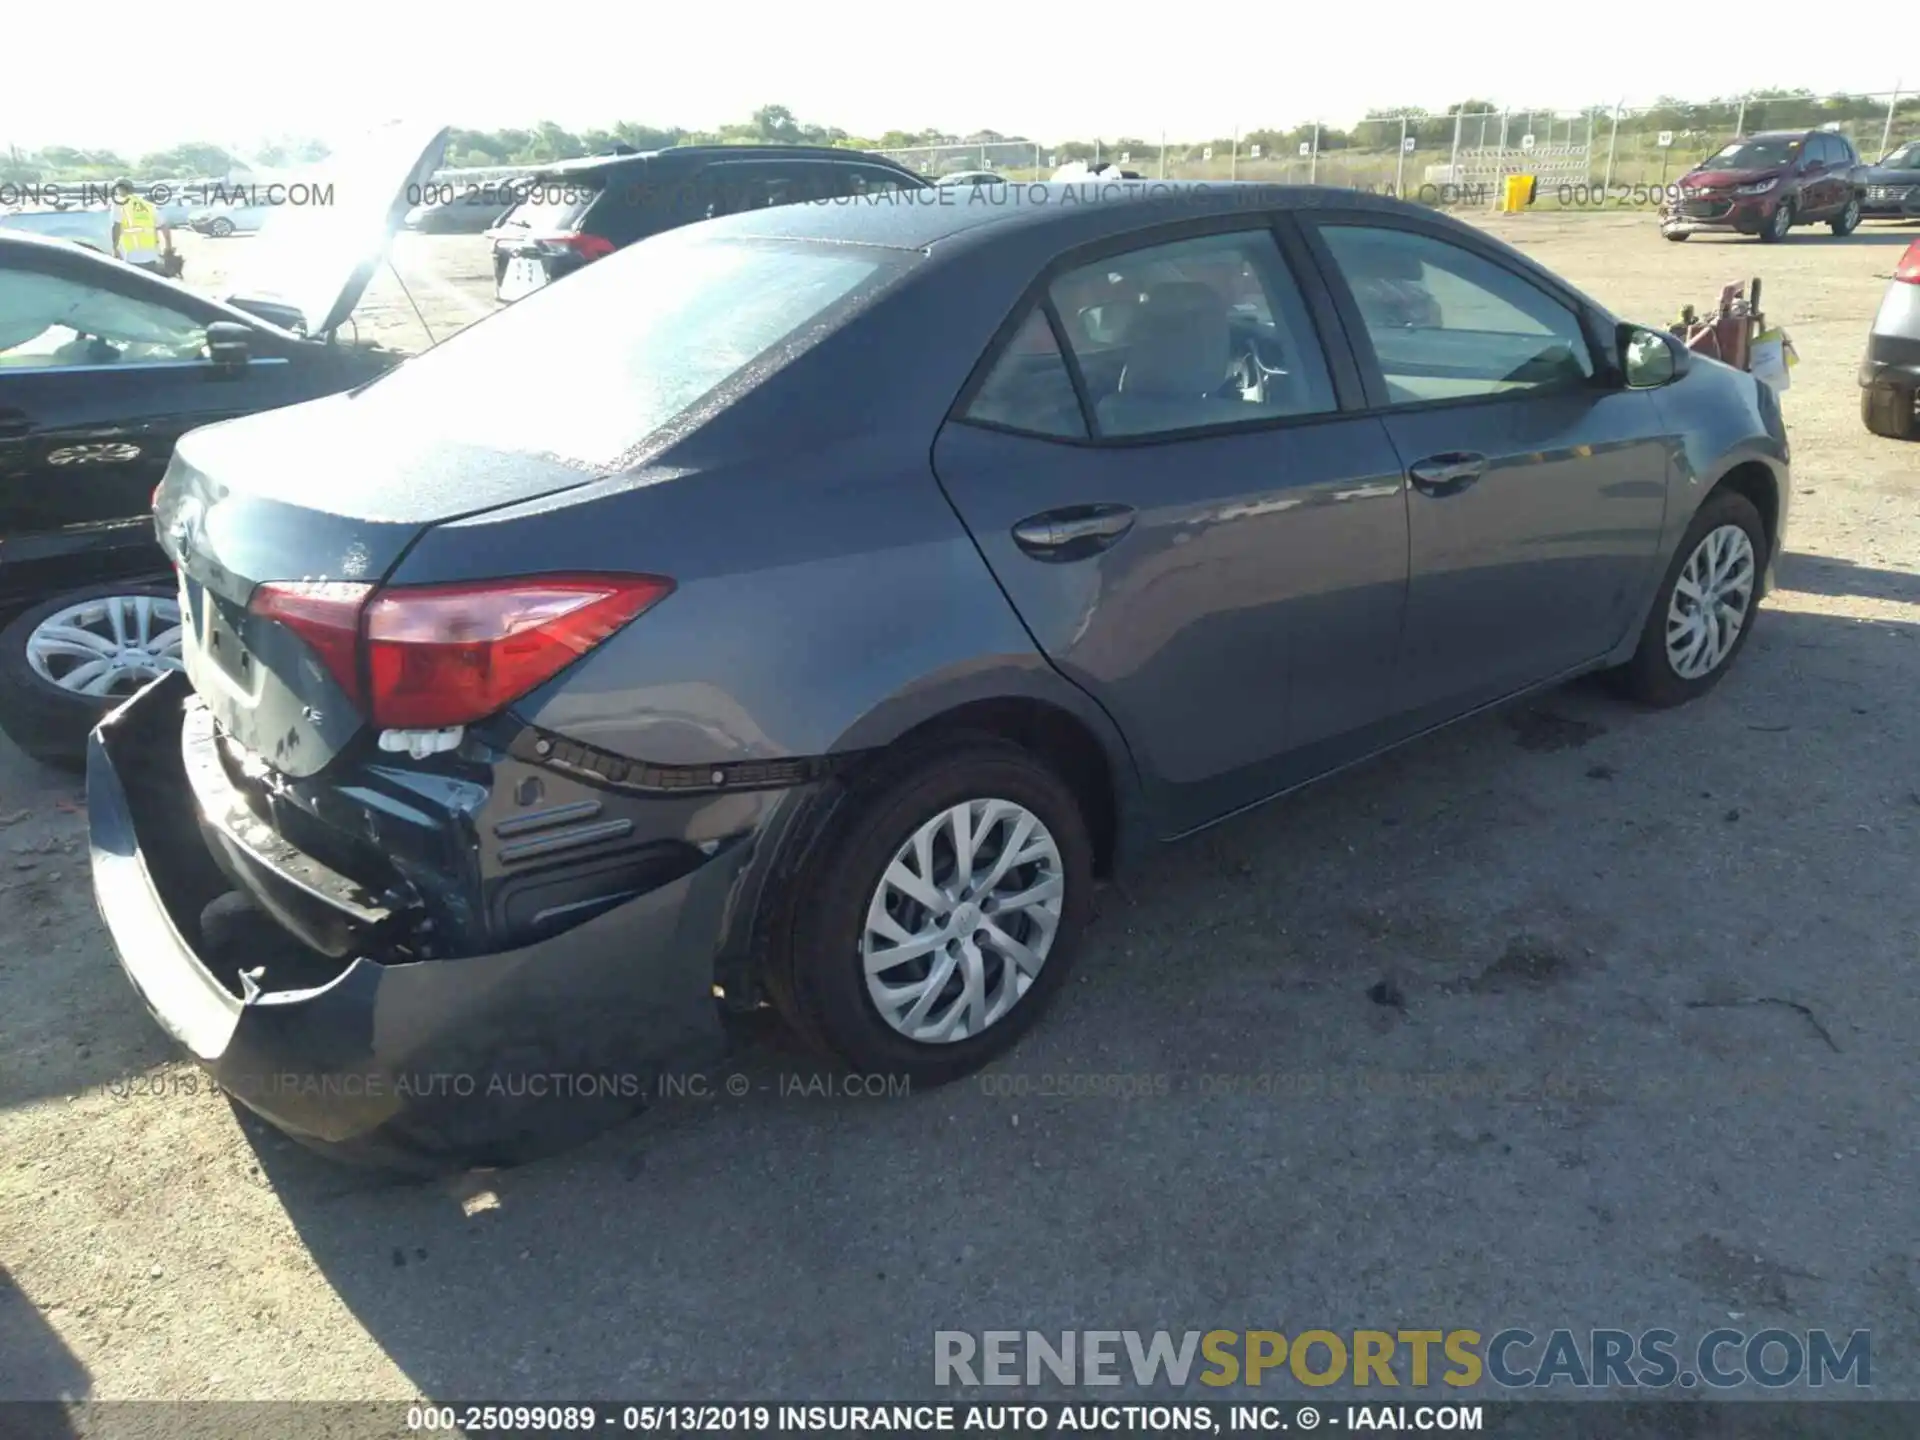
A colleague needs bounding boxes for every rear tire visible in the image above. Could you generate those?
[1615,491,1768,708]
[1830,196,1862,235]
[1759,200,1793,243]
[772,737,1094,1087]
[1862,382,1919,440]
[0,581,182,771]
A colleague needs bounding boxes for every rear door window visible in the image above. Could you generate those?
[961,310,1087,439]
[700,162,837,219]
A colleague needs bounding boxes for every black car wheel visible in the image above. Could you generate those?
[1760,200,1794,243]
[772,736,1094,1087]
[1663,229,1690,242]
[0,581,183,770]
[1830,196,1862,236]
[1615,490,1767,708]
[1862,381,1919,440]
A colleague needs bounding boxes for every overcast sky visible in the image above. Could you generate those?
[6,0,1906,156]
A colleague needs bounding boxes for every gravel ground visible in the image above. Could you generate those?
[1,210,1917,1409]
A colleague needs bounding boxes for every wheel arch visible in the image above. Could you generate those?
[828,663,1149,879]
[1704,457,1782,564]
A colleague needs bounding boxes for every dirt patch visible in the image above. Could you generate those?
[1506,707,1608,752]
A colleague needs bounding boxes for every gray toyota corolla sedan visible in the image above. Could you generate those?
[90,181,1789,1169]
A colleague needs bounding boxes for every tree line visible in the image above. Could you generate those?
[6,90,1916,185]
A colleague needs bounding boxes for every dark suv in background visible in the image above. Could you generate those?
[1661,129,1866,242]
[486,145,931,301]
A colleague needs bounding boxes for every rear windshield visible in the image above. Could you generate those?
[494,178,605,232]
[1703,137,1801,170]
[348,234,902,468]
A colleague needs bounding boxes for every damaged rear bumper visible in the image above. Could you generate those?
[88,673,750,1170]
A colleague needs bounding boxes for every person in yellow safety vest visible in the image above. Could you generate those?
[110,179,176,274]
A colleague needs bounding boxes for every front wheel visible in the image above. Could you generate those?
[1663,229,1690,242]
[773,738,1095,1086]
[207,216,235,237]
[1759,200,1794,243]
[1830,196,1862,235]
[1614,491,1767,708]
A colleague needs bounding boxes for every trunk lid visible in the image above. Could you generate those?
[155,394,599,776]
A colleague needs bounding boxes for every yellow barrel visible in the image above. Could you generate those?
[1500,174,1537,211]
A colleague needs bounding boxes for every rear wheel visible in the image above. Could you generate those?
[207,216,235,237]
[1830,196,1862,235]
[773,738,1094,1086]
[0,582,183,770]
[1615,491,1767,708]
[1862,381,1919,440]
[1760,200,1794,243]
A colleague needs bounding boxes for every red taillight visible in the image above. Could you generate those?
[250,582,374,707]
[1896,239,1920,284]
[530,230,615,262]
[250,574,672,731]
[365,575,671,729]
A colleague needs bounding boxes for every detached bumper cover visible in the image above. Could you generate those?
[88,673,741,1168]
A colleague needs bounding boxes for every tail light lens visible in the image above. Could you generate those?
[249,574,672,730]
[1896,239,1920,284]
[531,231,616,262]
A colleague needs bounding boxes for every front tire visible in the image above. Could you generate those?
[774,737,1094,1087]
[0,582,183,770]
[1830,196,1862,236]
[207,216,235,237]
[1615,491,1767,708]
[1759,200,1793,243]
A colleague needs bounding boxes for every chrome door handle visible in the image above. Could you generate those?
[1407,452,1488,497]
[1011,504,1137,559]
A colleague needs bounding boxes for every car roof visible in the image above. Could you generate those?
[693,179,1447,253]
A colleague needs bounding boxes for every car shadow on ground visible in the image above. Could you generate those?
[1779,552,1920,604]
[0,1265,87,1429]
[237,601,1920,1402]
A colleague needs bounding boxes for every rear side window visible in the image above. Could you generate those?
[350,235,901,468]
[839,165,921,197]
[962,310,1087,439]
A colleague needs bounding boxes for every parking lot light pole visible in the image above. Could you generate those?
[1395,116,1408,195]
[1449,110,1462,193]
[1159,130,1166,179]
[1310,122,1319,183]
[1735,92,1748,137]
[1884,84,1903,160]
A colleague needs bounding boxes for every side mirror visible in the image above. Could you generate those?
[205,321,252,371]
[1619,322,1686,388]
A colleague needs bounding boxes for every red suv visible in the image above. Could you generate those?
[1661,130,1865,242]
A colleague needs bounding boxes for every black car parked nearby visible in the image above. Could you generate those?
[1861,139,1920,219]
[94,181,1788,1172]
[0,123,446,767]
[485,144,930,302]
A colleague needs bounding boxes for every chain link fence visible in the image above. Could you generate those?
[875,88,1920,208]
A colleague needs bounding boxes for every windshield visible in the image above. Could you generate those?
[1883,141,1920,170]
[1702,137,1801,170]
[347,233,900,469]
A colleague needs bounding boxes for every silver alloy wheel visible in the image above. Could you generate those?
[1665,524,1756,680]
[26,594,184,697]
[1770,203,1792,239]
[862,797,1065,1044]
[1839,198,1860,231]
